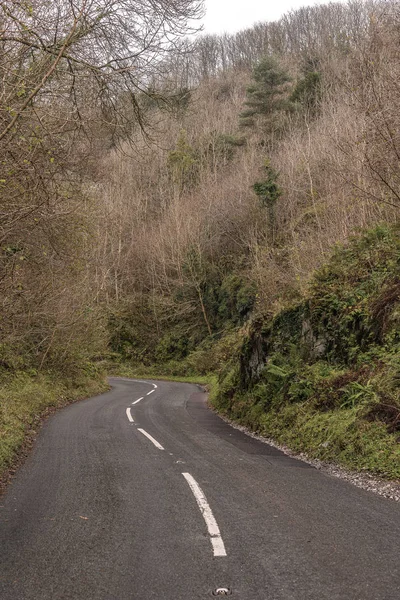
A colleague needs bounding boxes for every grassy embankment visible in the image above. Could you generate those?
[0,369,108,482]
[213,225,400,479]
[107,359,214,386]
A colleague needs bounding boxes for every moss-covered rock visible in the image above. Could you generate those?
[213,225,400,479]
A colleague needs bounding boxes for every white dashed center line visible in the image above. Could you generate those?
[182,472,227,557]
[125,382,226,559]
[138,428,164,450]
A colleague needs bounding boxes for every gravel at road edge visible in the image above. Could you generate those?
[213,409,400,503]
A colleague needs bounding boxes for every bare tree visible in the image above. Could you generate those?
[0,0,203,370]
[0,0,204,139]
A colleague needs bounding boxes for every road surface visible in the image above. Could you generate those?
[1,377,399,599]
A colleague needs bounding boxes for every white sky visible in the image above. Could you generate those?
[201,0,333,34]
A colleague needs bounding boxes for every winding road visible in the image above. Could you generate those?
[1,377,399,599]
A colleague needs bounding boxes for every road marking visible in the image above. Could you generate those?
[126,407,134,423]
[152,383,158,389]
[132,397,143,405]
[115,378,156,389]
[146,389,155,396]
[182,473,227,557]
[138,428,164,450]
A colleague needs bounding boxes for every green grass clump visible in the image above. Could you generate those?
[212,369,400,478]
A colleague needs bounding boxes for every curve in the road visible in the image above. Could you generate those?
[1,377,399,600]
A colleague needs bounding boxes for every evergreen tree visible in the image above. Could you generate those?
[253,161,281,238]
[240,57,292,129]
[290,58,322,116]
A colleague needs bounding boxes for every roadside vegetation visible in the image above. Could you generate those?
[1,1,400,481]
[212,225,400,479]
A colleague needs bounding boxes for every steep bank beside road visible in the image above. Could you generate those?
[211,225,400,479]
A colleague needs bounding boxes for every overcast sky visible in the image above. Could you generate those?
[201,0,333,34]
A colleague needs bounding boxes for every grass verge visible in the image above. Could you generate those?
[211,381,400,479]
[0,369,108,488]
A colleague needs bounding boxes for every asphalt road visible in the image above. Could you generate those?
[1,377,399,600]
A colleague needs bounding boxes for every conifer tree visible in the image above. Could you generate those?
[240,57,292,130]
